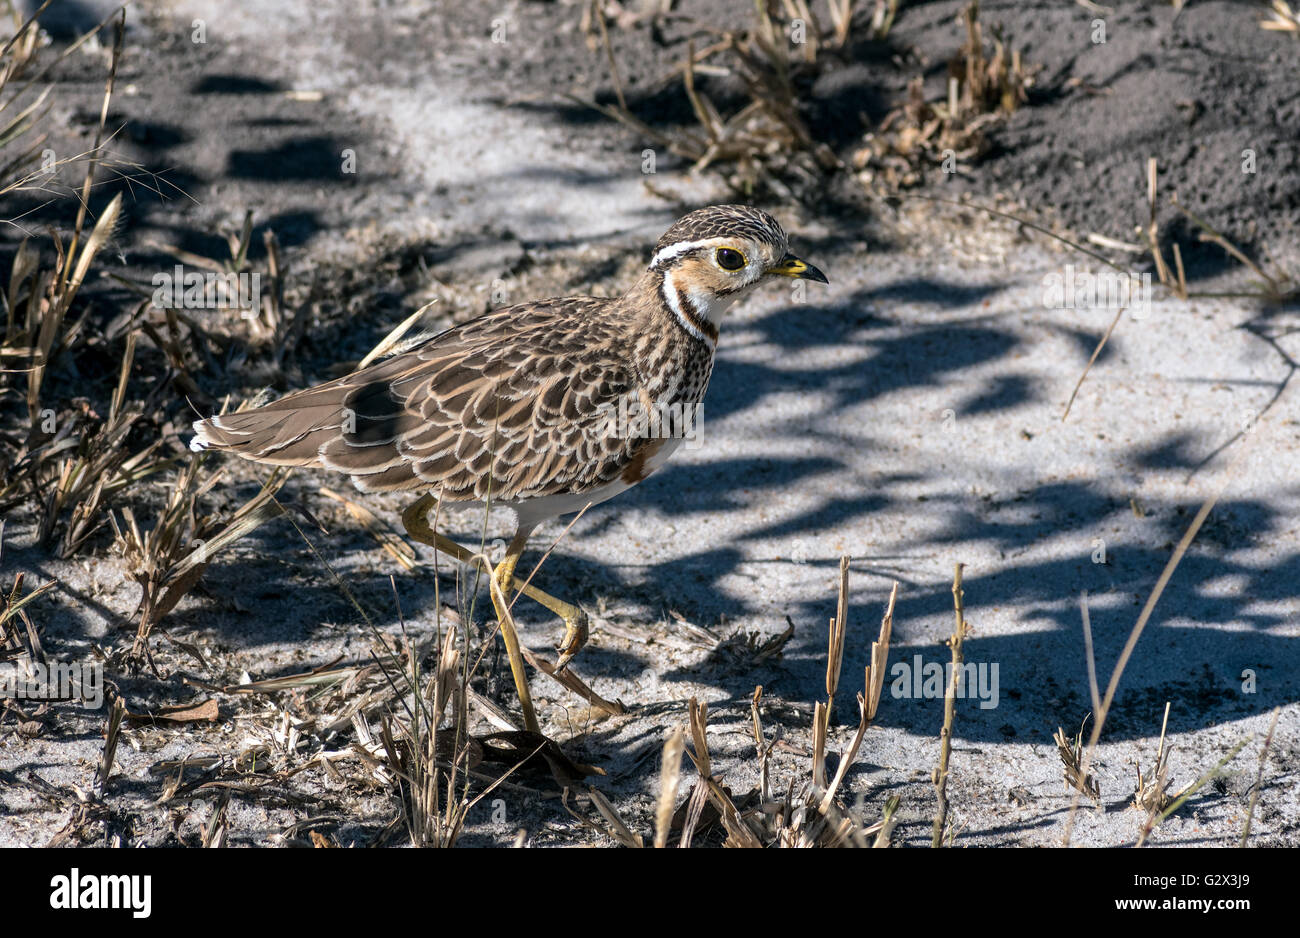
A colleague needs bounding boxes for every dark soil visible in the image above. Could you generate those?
[511,0,1300,272]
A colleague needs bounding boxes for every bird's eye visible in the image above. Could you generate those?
[715,248,746,271]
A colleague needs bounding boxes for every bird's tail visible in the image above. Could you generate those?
[189,383,352,467]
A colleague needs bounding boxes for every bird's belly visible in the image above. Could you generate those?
[483,436,685,529]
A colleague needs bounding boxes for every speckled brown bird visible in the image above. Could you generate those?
[191,204,827,731]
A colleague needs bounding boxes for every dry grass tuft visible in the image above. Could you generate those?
[0,9,186,560]
[581,0,854,198]
[1260,0,1300,35]
[1132,706,1255,847]
[111,464,289,660]
[589,0,1034,197]
[179,598,542,848]
[1130,701,1175,817]
[140,209,291,357]
[1054,717,1101,805]
[656,561,899,847]
[1,569,51,667]
[854,1,1035,190]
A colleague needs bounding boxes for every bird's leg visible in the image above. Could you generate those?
[400,494,489,568]
[402,498,588,663]
[401,495,537,731]
[490,526,539,734]
[401,495,591,721]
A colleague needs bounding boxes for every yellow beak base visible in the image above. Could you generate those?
[767,253,829,283]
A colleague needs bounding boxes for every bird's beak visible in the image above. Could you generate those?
[767,252,829,283]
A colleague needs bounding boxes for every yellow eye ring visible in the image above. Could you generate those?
[715,247,747,271]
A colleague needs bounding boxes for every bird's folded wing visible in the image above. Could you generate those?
[191,302,643,499]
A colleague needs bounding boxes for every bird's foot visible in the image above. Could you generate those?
[555,608,589,672]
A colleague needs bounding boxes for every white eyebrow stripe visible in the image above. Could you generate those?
[650,238,727,269]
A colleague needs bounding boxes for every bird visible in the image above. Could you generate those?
[190,204,827,732]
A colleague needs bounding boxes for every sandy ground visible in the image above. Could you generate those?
[1,0,1297,847]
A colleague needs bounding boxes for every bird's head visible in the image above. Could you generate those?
[644,205,827,344]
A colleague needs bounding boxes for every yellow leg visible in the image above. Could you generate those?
[401,495,591,727]
[489,530,539,734]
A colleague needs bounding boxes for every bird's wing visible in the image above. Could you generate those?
[191,299,646,499]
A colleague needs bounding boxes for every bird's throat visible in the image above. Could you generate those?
[659,269,726,347]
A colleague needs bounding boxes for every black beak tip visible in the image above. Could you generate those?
[804,263,829,284]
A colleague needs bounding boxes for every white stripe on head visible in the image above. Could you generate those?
[650,237,727,270]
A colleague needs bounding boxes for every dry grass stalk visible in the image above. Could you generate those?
[654,727,685,848]
[750,684,771,802]
[591,0,627,113]
[811,700,829,789]
[813,555,852,785]
[870,795,902,847]
[356,300,438,369]
[430,625,462,722]
[96,695,127,795]
[683,697,763,847]
[586,786,644,847]
[867,0,901,40]
[1,569,52,666]
[826,555,849,711]
[202,792,231,848]
[1171,242,1188,300]
[519,644,626,719]
[1131,701,1175,818]
[1240,707,1282,846]
[931,562,970,847]
[1143,158,1175,289]
[1059,301,1126,423]
[687,696,711,781]
[1078,591,1102,717]
[677,777,709,848]
[818,580,896,814]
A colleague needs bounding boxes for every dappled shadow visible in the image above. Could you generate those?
[4,8,1295,814]
[228,137,355,183]
[142,268,1300,748]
